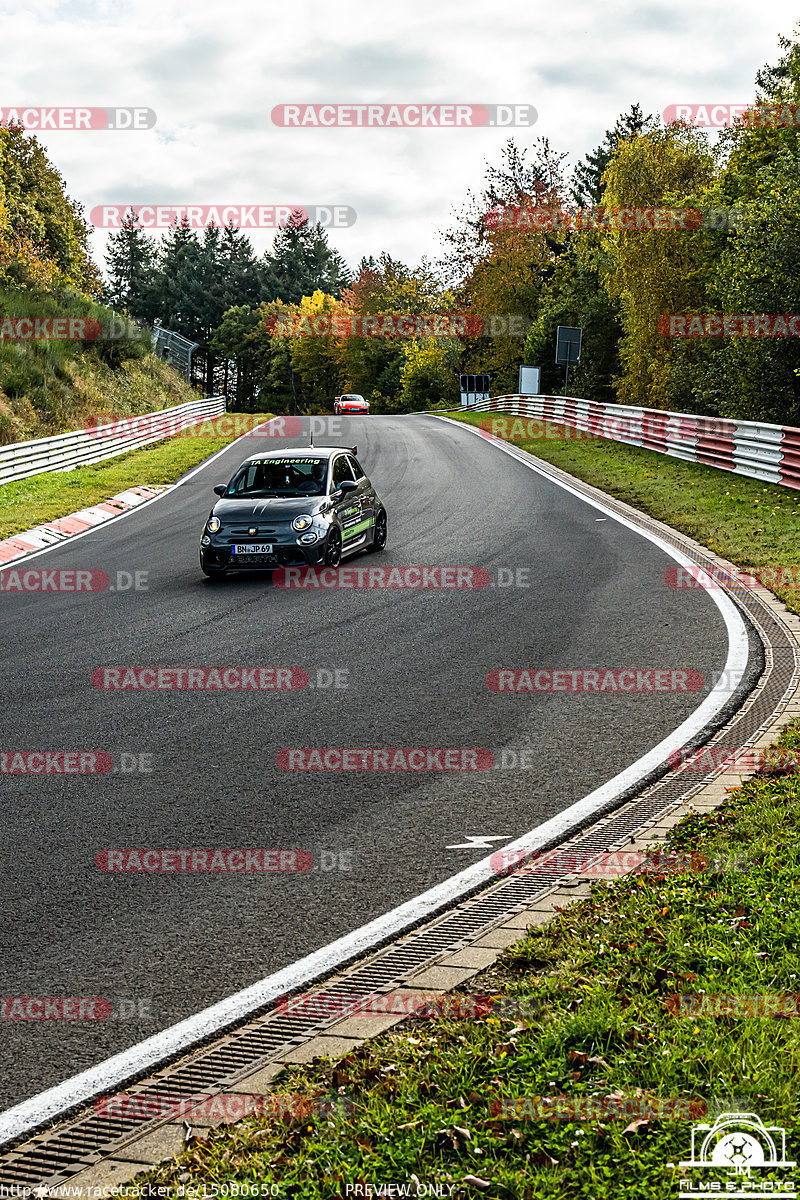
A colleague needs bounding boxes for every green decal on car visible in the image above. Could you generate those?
[342,517,375,541]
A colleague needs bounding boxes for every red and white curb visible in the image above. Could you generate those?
[0,486,169,567]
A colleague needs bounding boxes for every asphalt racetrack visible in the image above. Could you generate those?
[0,414,739,1110]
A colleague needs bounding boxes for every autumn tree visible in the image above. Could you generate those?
[599,123,716,407]
[0,123,100,296]
[442,138,570,393]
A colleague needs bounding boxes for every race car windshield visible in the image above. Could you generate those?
[227,458,328,497]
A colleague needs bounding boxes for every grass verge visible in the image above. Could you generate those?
[0,414,273,539]
[137,721,800,1198]
[447,409,800,615]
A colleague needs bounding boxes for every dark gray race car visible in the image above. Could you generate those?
[199,445,387,578]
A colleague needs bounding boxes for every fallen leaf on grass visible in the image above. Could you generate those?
[529,1150,559,1166]
[624,1117,651,1133]
[462,1175,492,1191]
[435,1125,472,1150]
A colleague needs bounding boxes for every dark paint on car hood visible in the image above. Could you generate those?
[211,497,328,522]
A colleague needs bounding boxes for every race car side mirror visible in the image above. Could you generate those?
[213,485,226,496]
[338,480,358,493]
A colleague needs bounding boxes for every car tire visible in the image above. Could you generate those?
[201,564,226,580]
[324,528,342,567]
[368,510,387,553]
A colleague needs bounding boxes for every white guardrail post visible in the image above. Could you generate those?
[459,395,800,491]
[0,396,227,487]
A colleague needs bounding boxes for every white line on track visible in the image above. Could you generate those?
[0,413,750,1147]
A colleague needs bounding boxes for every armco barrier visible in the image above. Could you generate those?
[0,396,226,486]
[463,395,800,490]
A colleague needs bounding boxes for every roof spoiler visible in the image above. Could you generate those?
[333,445,358,455]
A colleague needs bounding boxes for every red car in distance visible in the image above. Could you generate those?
[334,393,370,415]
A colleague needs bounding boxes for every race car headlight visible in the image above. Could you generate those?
[206,516,221,533]
[292,514,313,531]
[298,531,318,544]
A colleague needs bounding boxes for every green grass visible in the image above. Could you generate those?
[0,414,273,538]
[0,286,197,443]
[448,409,800,615]
[136,722,800,1198]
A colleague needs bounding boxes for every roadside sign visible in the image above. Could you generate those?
[518,365,540,395]
[555,326,581,365]
[555,326,582,396]
[459,373,491,406]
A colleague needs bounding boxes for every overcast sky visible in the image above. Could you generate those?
[3,0,798,279]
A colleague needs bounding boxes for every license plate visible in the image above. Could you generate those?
[232,543,272,554]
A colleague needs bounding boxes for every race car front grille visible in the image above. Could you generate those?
[226,528,280,539]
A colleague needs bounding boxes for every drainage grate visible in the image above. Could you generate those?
[2,454,798,1190]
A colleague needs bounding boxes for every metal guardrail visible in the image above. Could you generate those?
[463,395,800,490]
[151,326,199,380]
[0,396,226,487]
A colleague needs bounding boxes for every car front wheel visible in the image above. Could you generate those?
[325,528,342,567]
[368,511,387,552]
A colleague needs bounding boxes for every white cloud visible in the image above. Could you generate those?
[2,0,797,276]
